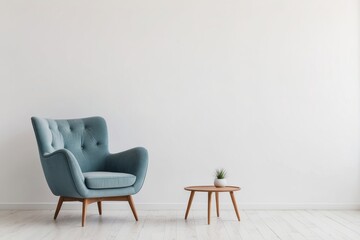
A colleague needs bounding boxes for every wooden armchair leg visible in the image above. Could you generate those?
[97,201,102,215]
[82,199,89,227]
[54,196,64,220]
[127,196,138,221]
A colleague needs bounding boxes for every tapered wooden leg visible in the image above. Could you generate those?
[215,192,220,217]
[185,191,195,220]
[82,199,88,227]
[230,191,240,221]
[97,201,102,215]
[208,192,212,225]
[127,196,138,221]
[54,196,64,220]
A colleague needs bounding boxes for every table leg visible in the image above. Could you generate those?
[208,192,212,225]
[215,192,220,217]
[230,191,240,221]
[185,191,195,220]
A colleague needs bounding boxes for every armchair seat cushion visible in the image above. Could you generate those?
[83,171,136,189]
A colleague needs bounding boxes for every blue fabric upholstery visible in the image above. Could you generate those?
[83,172,136,189]
[31,116,148,198]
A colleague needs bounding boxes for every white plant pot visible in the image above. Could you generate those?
[214,178,227,188]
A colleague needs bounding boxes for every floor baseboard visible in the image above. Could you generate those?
[0,202,359,210]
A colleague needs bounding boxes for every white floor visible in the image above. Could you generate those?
[0,209,360,240]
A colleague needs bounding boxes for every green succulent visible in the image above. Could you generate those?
[215,168,227,179]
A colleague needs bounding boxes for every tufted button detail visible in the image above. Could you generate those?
[96,142,100,146]
[81,145,85,149]
[69,127,73,131]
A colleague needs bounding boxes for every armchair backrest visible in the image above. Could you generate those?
[31,116,109,172]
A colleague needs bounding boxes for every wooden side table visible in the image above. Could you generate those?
[184,185,241,225]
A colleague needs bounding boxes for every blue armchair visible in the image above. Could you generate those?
[31,116,148,226]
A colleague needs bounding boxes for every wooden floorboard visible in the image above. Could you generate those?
[0,210,359,240]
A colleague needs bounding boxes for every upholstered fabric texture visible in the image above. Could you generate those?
[31,116,148,198]
[83,172,136,189]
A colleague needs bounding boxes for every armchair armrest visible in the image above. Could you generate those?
[41,149,87,198]
[105,147,148,193]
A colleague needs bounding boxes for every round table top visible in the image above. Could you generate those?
[184,185,241,192]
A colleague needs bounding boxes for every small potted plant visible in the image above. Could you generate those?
[214,168,227,188]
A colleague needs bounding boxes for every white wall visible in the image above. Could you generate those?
[0,0,359,209]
